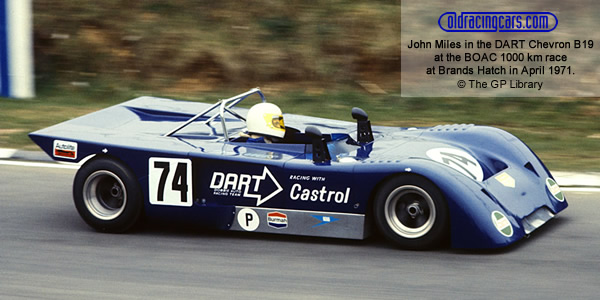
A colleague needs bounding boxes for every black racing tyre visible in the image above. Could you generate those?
[373,175,449,250]
[73,157,143,233]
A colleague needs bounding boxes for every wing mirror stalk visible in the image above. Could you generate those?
[305,126,331,163]
[352,107,374,144]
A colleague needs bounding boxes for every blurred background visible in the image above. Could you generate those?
[0,0,598,171]
[34,0,400,95]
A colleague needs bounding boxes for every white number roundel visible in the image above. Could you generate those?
[426,148,484,182]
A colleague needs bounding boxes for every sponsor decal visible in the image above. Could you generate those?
[290,184,350,204]
[546,178,564,202]
[237,208,259,231]
[495,172,515,188]
[53,140,77,159]
[426,148,484,182]
[491,211,513,237]
[267,211,288,229]
[209,166,283,206]
[312,215,340,228]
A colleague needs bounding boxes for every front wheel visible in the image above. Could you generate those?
[373,175,449,250]
[73,157,143,233]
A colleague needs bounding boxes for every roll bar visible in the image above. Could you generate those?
[164,87,266,139]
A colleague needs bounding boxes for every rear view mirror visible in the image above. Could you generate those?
[305,126,331,163]
[351,107,373,143]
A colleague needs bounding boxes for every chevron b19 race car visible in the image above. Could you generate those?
[29,88,567,249]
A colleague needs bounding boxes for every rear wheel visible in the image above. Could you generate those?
[73,157,143,232]
[374,175,449,249]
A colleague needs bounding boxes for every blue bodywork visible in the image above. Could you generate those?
[29,88,567,249]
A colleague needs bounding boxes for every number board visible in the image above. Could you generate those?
[149,157,193,206]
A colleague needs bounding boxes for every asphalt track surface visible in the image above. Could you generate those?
[1,163,599,299]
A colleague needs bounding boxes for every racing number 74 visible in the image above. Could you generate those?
[149,157,193,207]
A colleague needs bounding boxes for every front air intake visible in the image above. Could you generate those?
[522,207,555,234]
[524,162,539,177]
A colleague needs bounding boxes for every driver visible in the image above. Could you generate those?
[244,102,286,143]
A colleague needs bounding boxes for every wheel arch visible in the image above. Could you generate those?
[79,153,129,170]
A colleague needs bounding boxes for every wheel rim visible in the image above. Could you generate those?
[83,170,127,221]
[383,185,436,239]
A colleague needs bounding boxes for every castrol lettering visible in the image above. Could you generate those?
[290,183,350,204]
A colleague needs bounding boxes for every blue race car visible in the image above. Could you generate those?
[29,88,567,249]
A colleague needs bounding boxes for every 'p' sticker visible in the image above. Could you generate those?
[491,211,513,237]
[237,208,259,231]
[53,140,77,160]
[546,178,564,202]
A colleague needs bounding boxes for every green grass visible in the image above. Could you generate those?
[2,86,599,172]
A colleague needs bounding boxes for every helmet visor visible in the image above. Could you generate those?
[263,113,285,132]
